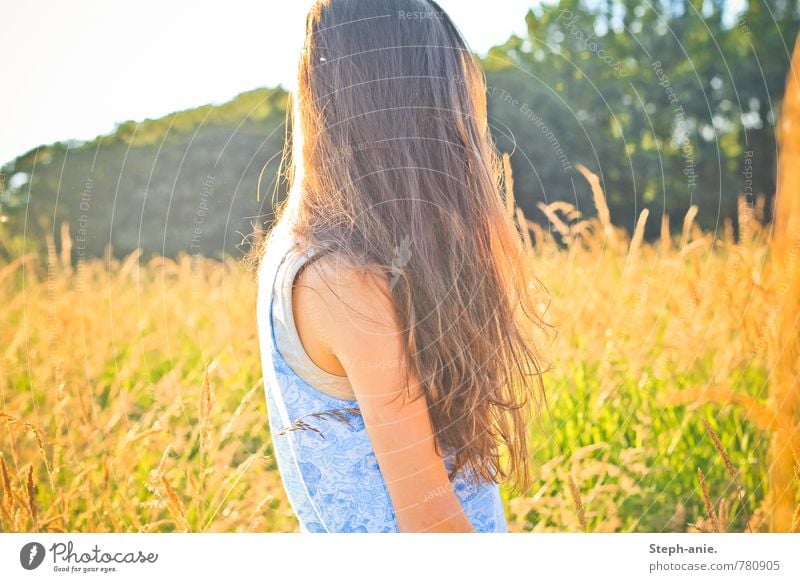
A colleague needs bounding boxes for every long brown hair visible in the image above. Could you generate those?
[258,0,549,492]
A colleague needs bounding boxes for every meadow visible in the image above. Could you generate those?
[1,158,797,533]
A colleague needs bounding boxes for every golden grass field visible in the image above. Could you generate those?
[1,42,799,535]
[0,159,797,533]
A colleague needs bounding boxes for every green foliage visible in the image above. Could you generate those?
[484,0,798,238]
[514,359,769,532]
[1,1,797,259]
[1,88,289,259]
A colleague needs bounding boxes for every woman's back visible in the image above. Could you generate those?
[256,225,508,532]
[253,0,546,533]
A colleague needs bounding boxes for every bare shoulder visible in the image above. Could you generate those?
[294,251,399,332]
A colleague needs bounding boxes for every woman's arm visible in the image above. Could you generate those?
[293,256,475,533]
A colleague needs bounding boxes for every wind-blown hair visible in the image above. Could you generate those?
[257,0,549,491]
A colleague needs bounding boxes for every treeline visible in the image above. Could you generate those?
[1,0,797,260]
[484,0,798,239]
[0,89,289,259]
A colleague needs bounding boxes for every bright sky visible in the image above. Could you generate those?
[0,0,540,166]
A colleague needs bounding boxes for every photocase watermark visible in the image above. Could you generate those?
[422,481,456,503]
[20,542,46,570]
[723,150,756,272]
[555,10,629,77]
[191,174,216,297]
[518,102,573,172]
[739,149,756,241]
[18,540,158,575]
[486,85,571,171]
[75,175,94,292]
[742,150,754,205]
[0,171,7,221]
[737,15,752,36]
[389,234,412,290]
[752,233,800,358]
[330,140,391,164]
[454,74,574,173]
[397,9,444,21]
[651,61,697,195]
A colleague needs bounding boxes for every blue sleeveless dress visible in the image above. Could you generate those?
[256,223,508,532]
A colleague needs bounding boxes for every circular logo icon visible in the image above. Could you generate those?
[20,542,46,570]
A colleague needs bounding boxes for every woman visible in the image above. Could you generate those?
[255,0,548,533]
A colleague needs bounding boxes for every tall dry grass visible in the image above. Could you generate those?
[1,246,295,532]
[501,136,798,531]
[1,151,798,531]
[2,42,800,529]
[767,32,800,533]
